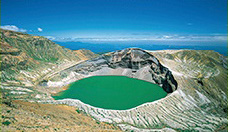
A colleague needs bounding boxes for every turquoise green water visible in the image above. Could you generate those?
[52,76,167,110]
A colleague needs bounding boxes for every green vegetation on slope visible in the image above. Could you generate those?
[0,29,97,84]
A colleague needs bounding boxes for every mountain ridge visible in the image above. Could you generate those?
[1,29,98,85]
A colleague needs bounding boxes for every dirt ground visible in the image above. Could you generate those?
[1,100,121,132]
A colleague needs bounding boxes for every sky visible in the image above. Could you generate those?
[1,0,227,43]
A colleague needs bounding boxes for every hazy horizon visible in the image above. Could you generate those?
[1,0,227,47]
[55,41,227,56]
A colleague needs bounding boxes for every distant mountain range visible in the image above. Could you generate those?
[55,41,227,56]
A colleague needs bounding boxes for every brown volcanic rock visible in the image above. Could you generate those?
[107,48,178,93]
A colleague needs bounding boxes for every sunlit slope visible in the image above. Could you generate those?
[0,29,97,85]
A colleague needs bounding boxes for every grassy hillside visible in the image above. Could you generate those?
[0,29,97,85]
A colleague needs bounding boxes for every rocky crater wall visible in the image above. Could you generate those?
[54,48,178,93]
[38,49,227,131]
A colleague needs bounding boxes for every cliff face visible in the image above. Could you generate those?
[107,48,177,93]
[0,29,97,85]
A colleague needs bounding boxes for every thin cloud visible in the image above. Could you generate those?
[131,33,152,36]
[46,34,227,42]
[38,28,43,32]
[1,25,44,33]
[45,36,56,40]
[1,25,27,32]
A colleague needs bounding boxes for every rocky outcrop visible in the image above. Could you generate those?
[68,48,177,93]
